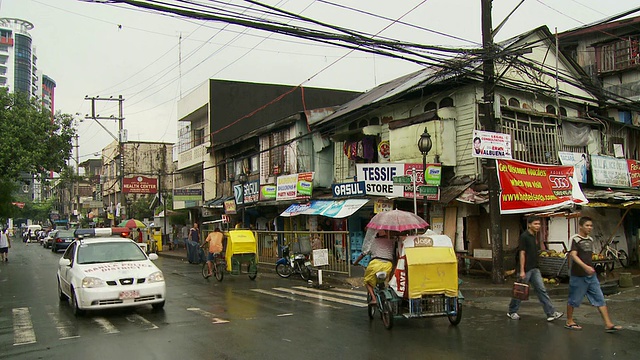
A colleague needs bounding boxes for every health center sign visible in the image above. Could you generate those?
[497,159,587,214]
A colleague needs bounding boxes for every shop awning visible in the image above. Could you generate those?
[204,196,233,209]
[280,199,369,218]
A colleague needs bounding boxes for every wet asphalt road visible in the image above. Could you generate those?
[1,241,639,360]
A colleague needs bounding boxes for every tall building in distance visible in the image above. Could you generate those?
[0,18,35,94]
[1,17,57,202]
[41,73,56,115]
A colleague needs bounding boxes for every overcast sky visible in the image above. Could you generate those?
[3,0,640,162]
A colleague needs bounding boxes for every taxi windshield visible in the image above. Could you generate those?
[77,242,147,264]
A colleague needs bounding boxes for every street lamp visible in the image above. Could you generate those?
[237,172,248,228]
[417,127,432,224]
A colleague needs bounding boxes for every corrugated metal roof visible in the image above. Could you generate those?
[312,26,573,128]
[311,59,480,127]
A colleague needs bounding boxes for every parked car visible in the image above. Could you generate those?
[56,235,165,315]
[51,230,76,253]
[44,230,59,249]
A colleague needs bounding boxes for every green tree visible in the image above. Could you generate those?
[0,89,75,218]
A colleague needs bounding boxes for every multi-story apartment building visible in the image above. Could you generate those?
[175,79,359,224]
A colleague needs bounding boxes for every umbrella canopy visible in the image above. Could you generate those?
[366,209,428,232]
[118,219,147,229]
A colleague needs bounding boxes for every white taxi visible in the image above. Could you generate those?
[57,235,166,316]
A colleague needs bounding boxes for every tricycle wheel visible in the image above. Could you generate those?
[367,293,375,319]
[381,300,393,330]
[215,263,224,282]
[275,263,292,278]
[248,264,258,280]
[448,302,462,325]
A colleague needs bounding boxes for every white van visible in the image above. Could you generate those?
[25,224,42,242]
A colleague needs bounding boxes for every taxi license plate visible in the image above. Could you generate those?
[119,290,140,300]
[304,261,311,266]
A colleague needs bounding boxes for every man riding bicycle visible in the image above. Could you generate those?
[204,228,224,278]
[353,229,396,305]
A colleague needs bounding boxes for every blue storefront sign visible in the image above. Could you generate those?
[332,181,366,197]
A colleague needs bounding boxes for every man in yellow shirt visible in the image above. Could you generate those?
[205,228,224,278]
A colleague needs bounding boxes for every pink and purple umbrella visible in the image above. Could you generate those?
[366,209,428,232]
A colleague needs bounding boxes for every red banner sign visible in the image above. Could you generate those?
[497,160,586,214]
[627,160,640,188]
[122,176,158,194]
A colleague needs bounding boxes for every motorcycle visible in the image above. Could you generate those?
[275,245,312,281]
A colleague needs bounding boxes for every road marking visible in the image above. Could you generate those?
[292,286,367,301]
[47,310,79,340]
[250,289,341,309]
[331,288,367,296]
[13,308,36,346]
[126,314,159,330]
[277,313,294,317]
[273,287,367,307]
[187,308,229,324]
[92,317,119,334]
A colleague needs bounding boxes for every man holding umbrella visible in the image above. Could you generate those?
[353,209,429,305]
[353,229,396,305]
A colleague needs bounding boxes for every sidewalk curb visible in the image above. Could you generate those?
[157,251,640,298]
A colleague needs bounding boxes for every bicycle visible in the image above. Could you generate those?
[598,236,629,272]
[201,253,225,282]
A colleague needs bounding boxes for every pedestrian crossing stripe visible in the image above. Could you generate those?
[12,308,36,346]
[47,309,79,340]
[125,314,159,330]
[92,317,120,334]
[331,288,368,296]
[291,286,367,301]
[250,289,342,309]
[186,308,229,324]
[272,287,367,308]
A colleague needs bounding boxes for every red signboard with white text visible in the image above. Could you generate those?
[123,176,158,194]
[627,160,640,188]
[497,159,587,214]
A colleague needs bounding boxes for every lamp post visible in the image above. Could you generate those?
[417,127,432,223]
[237,172,248,228]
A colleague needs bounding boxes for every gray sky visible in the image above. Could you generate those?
[3,0,640,161]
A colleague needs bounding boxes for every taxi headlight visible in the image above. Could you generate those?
[82,277,107,288]
[147,271,164,283]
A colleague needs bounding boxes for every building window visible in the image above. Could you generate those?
[546,105,556,115]
[424,102,437,112]
[439,97,454,108]
[177,124,191,153]
[596,37,640,73]
[268,130,287,176]
[370,117,379,125]
[193,128,205,147]
[508,98,520,107]
[559,107,567,116]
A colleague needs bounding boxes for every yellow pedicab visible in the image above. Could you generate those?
[364,210,463,330]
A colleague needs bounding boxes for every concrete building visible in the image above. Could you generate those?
[101,140,174,224]
[175,79,359,223]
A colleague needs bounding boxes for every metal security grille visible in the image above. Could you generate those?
[501,110,561,165]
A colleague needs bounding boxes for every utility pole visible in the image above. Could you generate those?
[85,95,126,224]
[74,134,80,221]
[481,0,504,284]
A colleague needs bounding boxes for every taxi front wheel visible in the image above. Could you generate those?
[70,288,85,317]
[152,301,165,311]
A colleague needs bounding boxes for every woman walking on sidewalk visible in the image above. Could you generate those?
[0,227,11,262]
